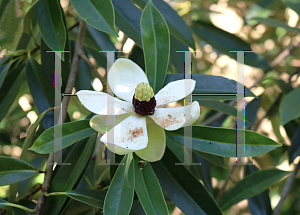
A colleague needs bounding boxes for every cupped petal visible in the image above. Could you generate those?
[100,114,148,152]
[108,58,148,102]
[90,112,134,134]
[149,101,200,131]
[77,90,134,115]
[135,117,166,162]
[155,79,196,106]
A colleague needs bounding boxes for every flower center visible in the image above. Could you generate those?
[132,82,156,115]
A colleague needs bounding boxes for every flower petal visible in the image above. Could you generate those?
[135,117,166,162]
[100,114,148,152]
[108,58,148,102]
[76,90,134,115]
[149,101,200,131]
[155,79,196,106]
[90,113,134,134]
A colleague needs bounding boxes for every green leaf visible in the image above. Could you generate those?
[23,1,37,35]
[36,0,66,51]
[41,135,96,215]
[170,36,187,74]
[104,154,135,215]
[197,100,251,123]
[133,154,168,215]
[219,168,291,210]
[288,124,300,163]
[141,0,170,93]
[112,0,142,47]
[252,17,300,34]
[244,0,281,24]
[166,125,281,157]
[282,0,300,16]
[0,65,25,123]
[0,198,36,213]
[164,74,256,100]
[0,63,11,89]
[131,0,195,49]
[46,189,105,209]
[0,0,9,21]
[0,157,36,186]
[192,22,270,70]
[152,147,222,215]
[70,0,118,37]
[29,120,96,154]
[280,86,300,125]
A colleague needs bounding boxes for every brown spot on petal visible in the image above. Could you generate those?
[153,114,181,129]
[122,127,144,142]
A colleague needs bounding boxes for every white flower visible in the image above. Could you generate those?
[76,58,200,162]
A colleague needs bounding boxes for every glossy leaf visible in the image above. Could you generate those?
[70,0,118,36]
[288,125,300,163]
[245,96,262,130]
[141,0,170,93]
[133,154,168,215]
[0,157,36,186]
[282,0,300,16]
[112,0,142,47]
[131,0,195,49]
[46,189,105,208]
[36,0,66,51]
[280,86,300,125]
[252,18,300,34]
[170,36,187,74]
[41,135,96,215]
[164,74,256,100]
[29,120,96,154]
[0,65,25,123]
[166,125,281,157]
[23,1,38,35]
[0,62,11,89]
[244,165,272,215]
[152,147,222,215]
[192,22,270,70]
[104,154,135,215]
[219,168,291,210]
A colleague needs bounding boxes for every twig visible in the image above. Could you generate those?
[274,161,300,215]
[34,19,87,215]
[68,21,79,32]
[61,19,86,122]
[78,51,106,91]
[23,184,42,200]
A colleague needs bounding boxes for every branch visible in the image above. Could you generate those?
[274,161,300,215]
[78,51,106,92]
[34,19,87,215]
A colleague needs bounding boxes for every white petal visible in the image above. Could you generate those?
[76,90,134,115]
[108,58,148,102]
[149,101,200,131]
[135,117,166,162]
[100,114,148,152]
[90,113,134,134]
[155,79,196,106]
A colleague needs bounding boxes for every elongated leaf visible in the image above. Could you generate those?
[0,62,11,89]
[280,86,300,125]
[36,0,66,51]
[152,147,222,215]
[0,0,9,21]
[245,96,262,130]
[23,1,37,35]
[166,125,281,157]
[0,65,25,123]
[164,74,256,100]
[29,120,96,154]
[47,189,105,208]
[0,157,36,186]
[170,36,187,74]
[219,168,291,210]
[112,0,142,47]
[131,0,195,49]
[70,0,118,36]
[104,154,135,215]
[192,22,270,69]
[252,17,300,33]
[41,135,96,215]
[282,0,300,16]
[133,155,168,215]
[141,0,169,93]
[288,125,300,163]
[244,165,272,215]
